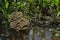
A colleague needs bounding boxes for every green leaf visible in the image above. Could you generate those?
[0,6,4,14]
[55,0,59,3]
[5,2,9,9]
[5,0,7,3]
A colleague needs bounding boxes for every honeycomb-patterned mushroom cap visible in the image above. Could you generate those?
[9,12,30,31]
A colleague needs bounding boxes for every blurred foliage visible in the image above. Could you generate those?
[0,0,60,18]
[0,0,60,39]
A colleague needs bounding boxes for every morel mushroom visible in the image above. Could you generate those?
[9,12,30,31]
